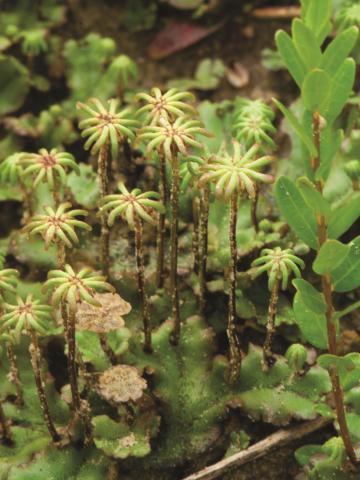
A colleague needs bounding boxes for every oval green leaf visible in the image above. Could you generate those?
[302,69,331,113]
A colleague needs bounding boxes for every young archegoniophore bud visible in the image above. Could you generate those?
[77,97,139,160]
[232,98,276,149]
[136,87,196,126]
[199,140,274,201]
[285,343,307,372]
[25,202,91,250]
[108,54,138,89]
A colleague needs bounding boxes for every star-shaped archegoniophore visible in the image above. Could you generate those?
[138,116,210,160]
[136,87,196,126]
[336,3,360,31]
[77,98,139,159]
[179,148,214,191]
[100,182,165,229]
[43,264,114,312]
[2,294,53,337]
[20,148,80,189]
[25,202,91,249]
[251,247,305,290]
[0,268,19,295]
[233,98,276,149]
[199,140,274,201]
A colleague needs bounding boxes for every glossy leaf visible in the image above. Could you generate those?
[275,30,306,87]
[304,0,332,44]
[293,279,326,315]
[325,58,356,123]
[292,19,322,70]
[293,291,327,349]
[313,240,350,275]
[302,69,331,113]
[316,128,343,181]
[321,27,358,76]
[332,236,360,292]
[273,99,316,157]
[297,177,331,219]
[275,177,318,250]
[328,192,360,239]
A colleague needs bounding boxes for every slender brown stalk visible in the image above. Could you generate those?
[227,191,241,383]
[99,333,117,364]
[134,216,152,352]
[57,242,66,269]
[262,278,279,370]
[169,152,181,345]
[29,330,60,443]
[19,177,33,222]
[312,112,357,464]
[0,401,12,445]
[192,197,200,275]
[156,152,167,288]
[98,142,110,277]
[6,343,23,407]
[251,187,259,233]
[66,307,81,412]
[198,186,210,314]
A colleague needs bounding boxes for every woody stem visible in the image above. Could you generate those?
[198,186,210,314]
[6,343,23,407]
[312,111,357,464]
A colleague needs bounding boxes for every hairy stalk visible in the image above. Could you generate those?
[192,197,200,275]
[0,401,12,445]
[134,215,152,352]
[98,142,110,277]
[6,343,23,407]
[312,112,357,464]
[99,333,117,365]
[198,186,210,314]
[66,307,81,412]
[29,330,60,443]
[169,151,181,345]
[156,153,167,288]
[19,177,33,222]
[227,191,241,383]
[262,278,279,370]
[57,242,66,269]
[251,187,259,233]
[52,184,61,208]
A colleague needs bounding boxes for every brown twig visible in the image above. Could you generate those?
[99,333,117,365]
[182,417,331,480]
[250,6,301,19]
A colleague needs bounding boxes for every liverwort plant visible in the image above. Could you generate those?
[251,247,305,369]
[2,295,60,443]
[139,115,210,345]
[43,265,113,430]
[136,88,196,288]
[275,0,360,466]
[20,148,79,206]
[25,202,91,268]
[199,140,273,382]
[77,97,138,276]
[101,182,164,352]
